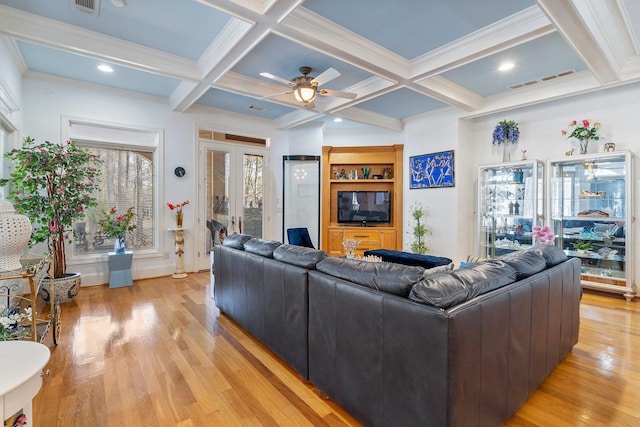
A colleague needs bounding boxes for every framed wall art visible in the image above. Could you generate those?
[409,150,455,189]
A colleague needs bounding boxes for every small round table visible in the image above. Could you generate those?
[0,341,50,425]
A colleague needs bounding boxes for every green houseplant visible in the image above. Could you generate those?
[409,203,429,254]
[0,136,102,282]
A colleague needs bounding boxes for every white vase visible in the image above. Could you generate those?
[0,200,32,271]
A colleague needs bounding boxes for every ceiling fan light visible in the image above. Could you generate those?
[293,85,317,104]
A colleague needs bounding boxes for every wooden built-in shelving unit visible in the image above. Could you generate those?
[321,145,403,256]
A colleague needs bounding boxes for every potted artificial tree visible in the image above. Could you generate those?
[0,136,102,302]
[409,203,429,254]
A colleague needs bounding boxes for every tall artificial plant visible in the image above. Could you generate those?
[0,136,102,279]
[409,203,429,254]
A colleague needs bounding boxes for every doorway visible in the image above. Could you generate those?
[196,139,269,270]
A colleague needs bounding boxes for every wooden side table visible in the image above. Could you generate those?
[108,251,133,288]
[168,228,188,279]
[0,341,50,425]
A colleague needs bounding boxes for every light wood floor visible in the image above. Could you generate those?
[32,273,639,426]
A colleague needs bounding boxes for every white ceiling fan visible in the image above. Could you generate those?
[260,66,357,109]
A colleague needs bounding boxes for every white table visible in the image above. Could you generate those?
[0,341,50,425]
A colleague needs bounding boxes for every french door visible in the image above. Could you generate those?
[196,140,269,270]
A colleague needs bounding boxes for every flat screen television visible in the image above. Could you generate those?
[337,190,391,224]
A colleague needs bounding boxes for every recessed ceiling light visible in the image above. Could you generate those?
[498,62,514,72]
[98,64,114,73]
[333,117,343,122]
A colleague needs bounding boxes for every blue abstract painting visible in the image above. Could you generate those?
[409,150,455,189]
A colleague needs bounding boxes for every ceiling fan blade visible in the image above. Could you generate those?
[319,89,357,99]
[259,72,293,86]
[259,90,292,100]
[311,67,340,86]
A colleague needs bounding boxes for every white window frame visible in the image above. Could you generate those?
[62,115,164,265]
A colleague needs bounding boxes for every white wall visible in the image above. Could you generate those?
[0,37,23,143]
[21,75,281,285]
[9,56,640,289]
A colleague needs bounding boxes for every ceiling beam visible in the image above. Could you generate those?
[536,0,619,84]
[0,5,199,81]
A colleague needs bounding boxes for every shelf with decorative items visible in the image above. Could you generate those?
[0,256,60,345]
[322,145,403,256]
[548,151,634,300]
[477,159,545,259]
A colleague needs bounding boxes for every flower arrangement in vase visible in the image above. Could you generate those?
[98,207,136,253]
[492,120,520,162]
[167,200,190,228]
[561,119,600,154]
[0,136,102,279]
[342,238,360,259]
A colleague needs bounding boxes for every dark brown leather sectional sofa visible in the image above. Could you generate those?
[214,234,582,427]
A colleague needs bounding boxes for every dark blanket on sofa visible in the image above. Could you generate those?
[364,249,452,269]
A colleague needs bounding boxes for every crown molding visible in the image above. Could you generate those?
[1,36,27,74]
[460,70,603,119]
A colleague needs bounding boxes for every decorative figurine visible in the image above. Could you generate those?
[604,142,615,152]
[339,168,347,179]
[521,149,527,160]
[509,201,514,215]
[514,201,520,216]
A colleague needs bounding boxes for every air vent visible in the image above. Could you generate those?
[72,0,100,15]
[249,105,265,111]
[508,69,576,90]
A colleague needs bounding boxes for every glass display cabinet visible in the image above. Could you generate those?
[478,160,544,259]
[548,151,635,301]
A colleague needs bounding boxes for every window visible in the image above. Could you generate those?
[73,143,155,255]
[64,117,162,257]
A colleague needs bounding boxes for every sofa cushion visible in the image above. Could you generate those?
[421,262,454,278]
[408,273,468,309]
[451,260,517,298]
[273,244,327,269]
[531,244,568,267]
[316,257,425,297]
[494,250,547,279]
[222,233,253,249]
[363,249,452,269]
[243,238,282,258]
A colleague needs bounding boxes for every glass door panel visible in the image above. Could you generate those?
[241,153,263,238]
[197,141,268,270]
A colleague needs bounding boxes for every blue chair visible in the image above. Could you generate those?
[287,227,314,248]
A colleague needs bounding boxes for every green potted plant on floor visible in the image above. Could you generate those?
[0,136,102,302]
[409,202,429,254]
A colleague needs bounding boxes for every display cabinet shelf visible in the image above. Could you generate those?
[548,151,635,300]
[477,160,545,259]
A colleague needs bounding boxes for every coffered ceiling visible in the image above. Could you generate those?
[1,0,639,131]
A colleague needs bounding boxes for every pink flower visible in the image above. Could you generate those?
[569,120,577,126]
[582,119,590,127]
[561,130,567,136]
[49,225,57,232]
